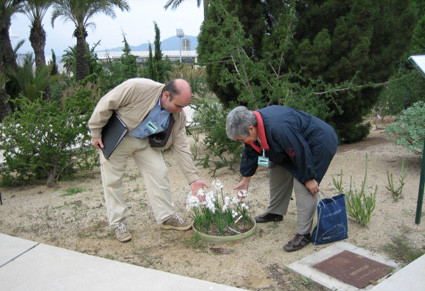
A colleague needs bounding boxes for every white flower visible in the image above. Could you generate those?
[186,193,200,210]
[197,188,206,197]
[205,191,216,213]
[212,179,224,191]
[237,190,248,198]
[241,203,249,210]
[222,196,231,212]
[231,197,241,205]
[232,210,238,218]
[205,190,215,202]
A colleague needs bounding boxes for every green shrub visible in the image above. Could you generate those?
[167,64,209,97]
[385,101,425,155]
[381,230,424,264]
[333,154,377,227]
[0,89,97,187]
[192,97,243,176]
[375,67,425,116]
[386,161,407,201]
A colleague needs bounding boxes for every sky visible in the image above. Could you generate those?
[10,0,204,58]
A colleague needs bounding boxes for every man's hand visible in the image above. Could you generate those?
[305,179,319,197]
[190,180,208,196]
[91,138,104,149]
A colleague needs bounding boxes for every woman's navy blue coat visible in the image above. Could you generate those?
[240,106,338,184]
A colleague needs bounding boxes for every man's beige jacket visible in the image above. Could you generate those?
[88,78,199,184]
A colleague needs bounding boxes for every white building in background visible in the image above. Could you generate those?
[96,50,198,65]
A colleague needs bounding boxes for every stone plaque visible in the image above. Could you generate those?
[313,250,393,288]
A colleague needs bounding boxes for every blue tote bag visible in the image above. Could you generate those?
[312,193,348,245]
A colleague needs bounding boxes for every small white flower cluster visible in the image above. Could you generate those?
[237,190,248,199]
[186,179,249,214]
[212,179,224,191]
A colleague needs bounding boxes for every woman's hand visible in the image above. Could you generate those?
[233,176,251,198]
[305,179,319,197]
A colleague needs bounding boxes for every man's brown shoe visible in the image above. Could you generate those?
[115,222,132,242]
[283,233,310,252]
[161,214,192,230]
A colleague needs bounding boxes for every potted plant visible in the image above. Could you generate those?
[186,180,256,242]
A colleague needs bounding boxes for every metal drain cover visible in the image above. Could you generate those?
[313,250,393,288]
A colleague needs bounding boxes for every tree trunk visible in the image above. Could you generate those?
[74,27,88,82]
[0,85,12,122]
[29,17,46,70]
[30,17,51,100]
[203,0,208,20]
[0,18,18,72]
[46,164,57,187]
[0,17,15,121]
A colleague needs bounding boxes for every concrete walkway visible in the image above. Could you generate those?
[0,233,244,291]
[2,233,424,290]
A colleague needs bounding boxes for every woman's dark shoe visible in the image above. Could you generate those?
[254,212,283,223]
[283,233,311,252]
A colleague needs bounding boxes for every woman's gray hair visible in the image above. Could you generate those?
[226,106,257,140]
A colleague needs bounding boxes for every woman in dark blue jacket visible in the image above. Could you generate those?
[226,105,338,252]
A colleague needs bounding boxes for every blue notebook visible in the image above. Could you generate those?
[101,112,128,159]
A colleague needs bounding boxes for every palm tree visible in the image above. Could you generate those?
[61,41,100,77]
[51,0,129,81]
[0,0,25,121]
[61,45,76,76]
[6,54,58,101]
[23,0,52,70]
[164,0,207,20]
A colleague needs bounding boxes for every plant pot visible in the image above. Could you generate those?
[192,216,257,243]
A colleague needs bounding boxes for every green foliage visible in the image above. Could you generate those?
[61,41,103,79]
[120,35,138,80]
[98,35,139,91]
[410,0,425,54]
[48,49,59,76]
[385,101,425,155]
[167,64,209,97]
[386,161,407,201]
[381,231,425,264]
[0,89,97,187]
[51,0,130,81]
[145,43,155,80]
[145,22,170,82]
[60,187,84,197]
[6,55,59,102]
[375,64,425,117]
[198,0,416,143]
[333,154,377,226]
[48,76,76,102]
[192,97,243,176]
[332,169,344,194]
[199,1,333,122]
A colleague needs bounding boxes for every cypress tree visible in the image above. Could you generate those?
[198,0,416,142]
[153,22,165,83]
[120,35,138,80]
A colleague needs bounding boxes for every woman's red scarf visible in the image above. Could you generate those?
[245,111,269,153]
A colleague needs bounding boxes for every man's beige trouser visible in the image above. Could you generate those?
[267,164,318,235]
[99,135,175,228]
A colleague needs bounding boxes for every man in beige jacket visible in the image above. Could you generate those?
[89,78,207,242]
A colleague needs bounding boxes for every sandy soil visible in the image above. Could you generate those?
[1,126,425,290]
